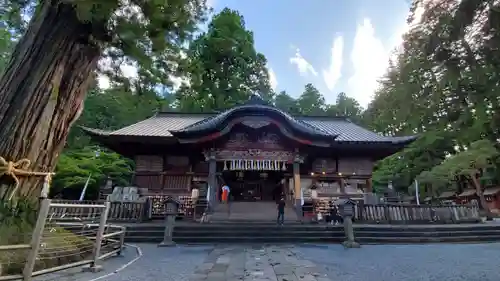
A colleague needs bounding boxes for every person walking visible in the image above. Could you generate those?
[277,197,286,225]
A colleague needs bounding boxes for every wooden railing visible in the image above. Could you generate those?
[353,203,481,224]
[51,200,150,222]
[95,195,206,222]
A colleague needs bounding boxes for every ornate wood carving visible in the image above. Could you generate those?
[337,158,374,175]
[213,130,296,162]
[215,149,294,162]
[135,155,163,172]
[223,132,284,150]
[311,158,336,173]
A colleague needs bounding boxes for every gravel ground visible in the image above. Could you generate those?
[293,243,500,281]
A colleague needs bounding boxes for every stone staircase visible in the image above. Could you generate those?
[210,202,298,222]
[123,222,500,244]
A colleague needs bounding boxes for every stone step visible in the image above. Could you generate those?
[126,236,345,243]
[124,234,500,244]
[126,230,343,238]
[121,222,500,244]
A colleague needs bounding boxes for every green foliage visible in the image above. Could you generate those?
[175,8,273,112]
[373,131,455,191]
[67,87,165,148]
[363,0,500,194]
[296,84,326,116]
[51,146,133,199]
[2,0,209,93]
[417,140,499,186]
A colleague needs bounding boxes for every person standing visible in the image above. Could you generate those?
[277,197,286,225]
[221,184,230,203]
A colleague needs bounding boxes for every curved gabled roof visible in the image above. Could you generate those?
[170,95,336,140]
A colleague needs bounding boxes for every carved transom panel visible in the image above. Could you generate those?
[223,131,284,150]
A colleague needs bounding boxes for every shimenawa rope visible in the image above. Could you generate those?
[0,157,55,200]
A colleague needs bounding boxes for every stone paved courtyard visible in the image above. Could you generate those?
[42,243,500,281]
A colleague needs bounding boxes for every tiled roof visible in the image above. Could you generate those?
[82,112,417,144]
[299,117,415,144]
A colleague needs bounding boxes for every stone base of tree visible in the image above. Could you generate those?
[82,264,103,273]
[342,240,361,248]
[158,241,176,247]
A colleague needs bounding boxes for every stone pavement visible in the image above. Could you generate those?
[38,243,500,281]
[189,245,331,281]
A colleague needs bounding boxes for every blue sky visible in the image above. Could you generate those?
[208,0,413,108]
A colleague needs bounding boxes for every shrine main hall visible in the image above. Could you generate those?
[84,95,416,209]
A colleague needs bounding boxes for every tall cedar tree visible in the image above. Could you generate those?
[0,0,208,200]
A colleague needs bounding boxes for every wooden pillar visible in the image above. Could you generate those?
[293,154,303,220]
[293,161,301,206]
[339,177,346,194]
[206,151,217,207]
[366,177,373,193]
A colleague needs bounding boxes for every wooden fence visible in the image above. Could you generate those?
[53,198,481,224]
[353,203,481,224]
[51,196,204,222]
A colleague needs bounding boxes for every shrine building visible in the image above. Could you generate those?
[83,95,417,210]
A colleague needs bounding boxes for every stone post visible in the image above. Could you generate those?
[342,215,360,248]
[338,199,360,248]
[159,198,180,247]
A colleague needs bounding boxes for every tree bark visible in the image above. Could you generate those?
[0,1,101,201]
[470,173,490,215]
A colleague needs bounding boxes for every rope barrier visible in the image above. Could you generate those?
[0,156,55,200]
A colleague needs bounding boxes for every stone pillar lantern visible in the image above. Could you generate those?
[336,199,360,248]
[159,197,180,247]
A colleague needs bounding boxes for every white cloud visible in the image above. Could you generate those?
[322,36,344,91]
[97,60,138,89]
[346,1,432,108]
[347,18,400,107]
[206,0,216,8]
[268,66,278,91]
[289,48,318,77]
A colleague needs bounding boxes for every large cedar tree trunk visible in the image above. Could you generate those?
[0,1,101,201]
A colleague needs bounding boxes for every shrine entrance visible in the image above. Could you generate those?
[223,170,285,202]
